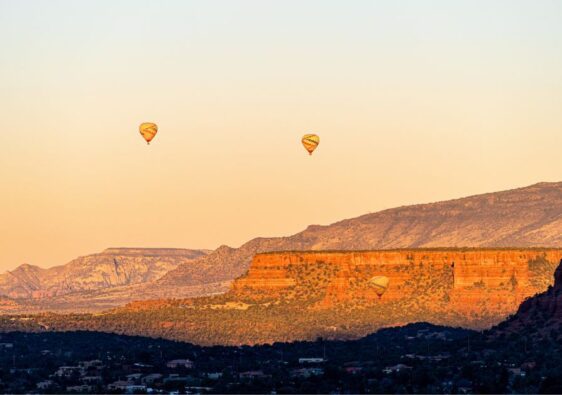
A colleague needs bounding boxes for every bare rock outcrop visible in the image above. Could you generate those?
[0,248,208,299]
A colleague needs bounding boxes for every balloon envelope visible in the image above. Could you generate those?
[369,276,389,297]
[139,122,158,144]
[301,134,320,155]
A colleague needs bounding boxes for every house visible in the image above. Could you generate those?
[185,386,213,394]
[126,373,143,382]
[134,362,154,370]
[142,373,163,384]
[205,372,223,380]
[53,366,82,377]
[290,368,324,378]
[405,352,452,362]
[298,357,325,364]
[36,380,54,390]
[383,364,412,374]
[163,375,194,385]
[108,380,129,391]
[79,359,103,369]
[239,370,270,380]
[186,386,213,393]
[166,358,194,369]
[433,353,451,361]
[126,384,147,393]
[80,376,103,384]
[10,367,38,374]
[66,385,95,393]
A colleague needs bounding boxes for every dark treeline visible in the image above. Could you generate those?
[1,322,562,394]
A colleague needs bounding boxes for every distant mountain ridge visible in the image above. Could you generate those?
[0,248,208,299]
[158,181,562,287]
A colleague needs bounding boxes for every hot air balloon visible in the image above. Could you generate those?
[369,276,389,297]
[301,134,319,155]
[139,122,158,144]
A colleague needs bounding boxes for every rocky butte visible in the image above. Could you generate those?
[232,248,562,314]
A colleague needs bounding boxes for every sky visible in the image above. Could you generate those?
[1,0,561,270]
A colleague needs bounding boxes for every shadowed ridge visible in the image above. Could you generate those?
[491,258,562,339]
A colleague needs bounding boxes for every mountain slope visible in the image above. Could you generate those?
[492,257,562,340]
[159,181,562,287]
[0,248,208,299]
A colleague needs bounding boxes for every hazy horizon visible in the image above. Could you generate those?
[1,0,561,270]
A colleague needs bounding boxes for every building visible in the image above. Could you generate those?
[163,374,194,385]
[239,370,270,380]
[66,385,95,392]
[142,373,163,384]
[126,373,143,382]
[166,359,194,369]
[108,380,129,391]
[36,380,54,390]
[298,357,325,364]
[133,362,154,370]
[80,376,103,384]
[53,366,82,377]
[79,360,103,369]
[126,384,147,392]
[383,364,412,374]
[290,368,324,378]
[403,353,451,361]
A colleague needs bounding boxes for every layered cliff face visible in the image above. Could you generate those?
[159,182,562,288]
[0,248,208,299]
[232,249,562,318]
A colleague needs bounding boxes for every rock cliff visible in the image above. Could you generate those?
[0,248,208,299]
[232,249,562,316]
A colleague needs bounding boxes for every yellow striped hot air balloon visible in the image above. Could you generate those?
[369,276,389,297]
[139,122,158,144]
[301,134,319,155]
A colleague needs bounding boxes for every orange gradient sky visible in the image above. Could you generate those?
[1,0,561,270]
